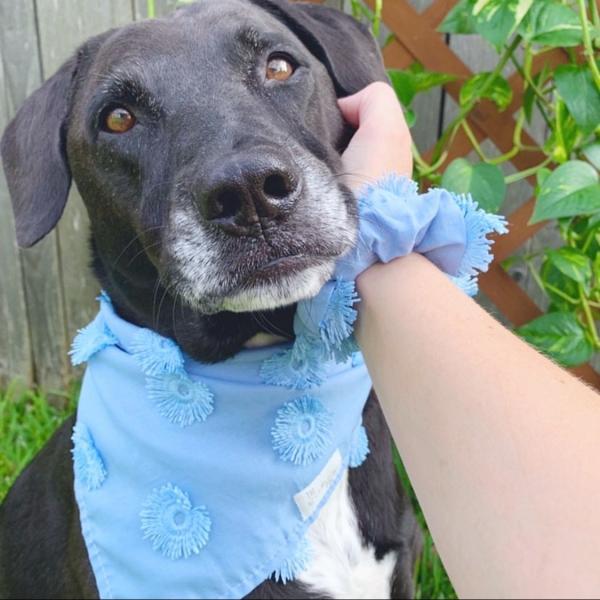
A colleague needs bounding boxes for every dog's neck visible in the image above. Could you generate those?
[89,232,295,363]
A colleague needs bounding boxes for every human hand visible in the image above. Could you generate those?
[338,82,413,190]
[292,82,506,360]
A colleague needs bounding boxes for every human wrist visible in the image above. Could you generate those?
[356,253,434,300]
[354,253,450,345]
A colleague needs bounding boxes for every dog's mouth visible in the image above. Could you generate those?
[241,254,333,287]
[218,254,336,314]
[165,220,343,314]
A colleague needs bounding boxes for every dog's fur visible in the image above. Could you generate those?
[0,1,422,597]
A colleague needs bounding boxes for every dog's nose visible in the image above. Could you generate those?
[199,155,299,234]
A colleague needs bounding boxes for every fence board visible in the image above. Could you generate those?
[0,0,68,391]
[0,1,35,386]
[34,0,135,364]
[409,0,444,153]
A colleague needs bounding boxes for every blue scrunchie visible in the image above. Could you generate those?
[293,174,508,354]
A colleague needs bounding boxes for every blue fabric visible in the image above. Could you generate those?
[73,297,371,600]
[294,175,507,342]
[71,174,506,599]
[335,176,468,280]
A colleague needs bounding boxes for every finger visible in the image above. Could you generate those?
[337,91,364,128]
[338,82,406,131]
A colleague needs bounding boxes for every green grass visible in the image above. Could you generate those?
[0,383,77,500]
[0,383,455,599]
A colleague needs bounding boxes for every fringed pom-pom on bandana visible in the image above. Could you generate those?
[71,175,506,599]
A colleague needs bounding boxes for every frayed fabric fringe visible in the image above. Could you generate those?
[450,192,508,296]
[272,537,313,584]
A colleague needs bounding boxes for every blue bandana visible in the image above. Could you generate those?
[72,294,372,599]
[70,175,506,599]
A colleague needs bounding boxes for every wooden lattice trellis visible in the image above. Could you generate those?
[353,0,600,388]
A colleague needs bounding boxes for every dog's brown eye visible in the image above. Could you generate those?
[266,57,294,81]
[103,107,136,133]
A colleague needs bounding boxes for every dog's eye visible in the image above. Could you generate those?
[266,56,295,82]
[102,106,136,134]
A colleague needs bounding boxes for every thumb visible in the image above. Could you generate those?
[338,82,407,132]
[337,82,413,189]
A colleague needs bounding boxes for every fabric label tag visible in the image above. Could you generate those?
[294,450,342,521]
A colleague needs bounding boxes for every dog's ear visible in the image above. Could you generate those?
[253,0,388,97]
[0,55,79,248]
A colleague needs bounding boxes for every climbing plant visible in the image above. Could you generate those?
[381,0,600,369]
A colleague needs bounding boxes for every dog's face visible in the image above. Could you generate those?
[2,0,387,361]
[69,0,357,315]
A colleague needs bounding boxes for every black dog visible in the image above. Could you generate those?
[0,1,422,597]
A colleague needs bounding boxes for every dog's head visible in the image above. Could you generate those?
[1,0,387,361]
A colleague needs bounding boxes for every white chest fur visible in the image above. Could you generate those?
[297,469,397,599]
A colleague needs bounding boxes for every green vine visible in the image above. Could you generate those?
[381,0,600,369]
[578,0,600,90]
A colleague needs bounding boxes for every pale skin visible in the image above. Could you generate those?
[341,82,600,599]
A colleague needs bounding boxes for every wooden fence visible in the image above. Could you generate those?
[0,0,598,390]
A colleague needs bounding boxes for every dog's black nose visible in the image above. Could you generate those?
[199,154,299,234]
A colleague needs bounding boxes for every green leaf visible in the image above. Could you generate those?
[350,0,374,24]
[543,101,580,162]
[594,253,600,290]
[516,312,593,367]
[522,65,550,124]
[583,142,600,171]
[546,183,600,219]
[522,82,534,124]
[407,63,457,94]
[531,161,600,223]
[541,260,581,312]
[441,159,506,212]
[580,219,600,263]
[534,184,600,222]
[555,65,600,135]
[472,0,490,13]
[382,33,396,49]
[536,167,552,188]
[518,0,583,47]
[388,69,417,107]
[538,184,600,223]
[438,0,478,34]
[474,0,534,49]
[534,167,552,197]
[388,65,456,108]
[403,106,416,128]
[546,248,592,291]
[460,72,513,111]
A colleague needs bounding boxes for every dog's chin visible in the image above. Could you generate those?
[178,260,335,315]
[221,262,334,313]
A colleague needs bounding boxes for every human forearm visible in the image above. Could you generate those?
[355,253,600,599]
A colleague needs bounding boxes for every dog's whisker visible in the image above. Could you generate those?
[171,287,182,338]
[151,275,164,329]
[112,225,166,268]
[155,279,177,331]
[124,240,163,267]
[333,172,380,187]
[252,311,290,339]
